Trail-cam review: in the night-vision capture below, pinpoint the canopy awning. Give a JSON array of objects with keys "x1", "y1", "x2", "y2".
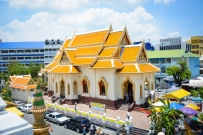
[
  {"x1": 4, "y1": 107, "x2": 24, "y2": 117},
  {"x1": 162, "y1": 89, "x2": 191, "y2": 99}
]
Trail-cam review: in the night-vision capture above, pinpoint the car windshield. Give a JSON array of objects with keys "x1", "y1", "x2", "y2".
[
  {"x1": 28, "y1": 106, "x2": 32, "y2": 108},
  {"x1": 81, "y1": 119, "x2": 89, "y2": 124},
  {"x1": 55, "y1": 114, "x2": 63, "y2": 118},
  {"x1": 16, "y1": 101, "x2": 22, "y2": 104}
]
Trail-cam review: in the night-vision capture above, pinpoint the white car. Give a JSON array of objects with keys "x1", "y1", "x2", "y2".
[
  {"x1": 20, "y1": 104, "x2": 32, "y2": 114},
  {"x1": 13, "y1": 101, "x2": 23, "y2": 109},
  {"x1": 46, "y1": 112, "x2": 69, "y2": 125}
]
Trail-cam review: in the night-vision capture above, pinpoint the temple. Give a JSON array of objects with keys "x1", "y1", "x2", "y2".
[{"x1": 44, "y1": 25, "x2": 160, "y2": 109}]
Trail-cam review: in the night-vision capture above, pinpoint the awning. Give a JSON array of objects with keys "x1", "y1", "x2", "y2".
[
  {"x1": 162, "y1": 89, "x2": 191, "y2": 99},
  {"x1": 4, "y1": 107, "x2": 24, "y2": 117}
]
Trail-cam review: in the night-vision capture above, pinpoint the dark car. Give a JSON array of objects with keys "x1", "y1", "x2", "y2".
[{"x1": 64, "y1": 116, "x2": 91, "y2": 133}]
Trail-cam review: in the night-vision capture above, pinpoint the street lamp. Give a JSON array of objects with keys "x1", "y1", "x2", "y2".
[{"x1": 74, "y1": 102, "x2": 77, "y2": 110}]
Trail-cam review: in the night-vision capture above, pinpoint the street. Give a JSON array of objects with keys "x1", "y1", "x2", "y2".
[{"x1": 22, "y1": 112, "x2": 116, "y2": 135}]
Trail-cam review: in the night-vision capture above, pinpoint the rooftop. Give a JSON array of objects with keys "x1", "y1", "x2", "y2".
[
  {"x1": 147, "y1": 49, "x2": 199, "y2": 58},
  {"x1": 1, "y1": 41, "x2": 44, "y2": 49}
]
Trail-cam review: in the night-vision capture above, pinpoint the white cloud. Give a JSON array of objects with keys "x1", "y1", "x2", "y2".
[
  {"x1": 154, "y1": 0, "x2": 176, "y2": 5},
  {"x1": 9, "y1": 0, "x2": 91, "y2": 10},
  {"x1": 167, "y1": 31, "x2": 180, "y2": 37},
  {"x1": 0, "y1": 6, "x2": 162, "y2": 44}
]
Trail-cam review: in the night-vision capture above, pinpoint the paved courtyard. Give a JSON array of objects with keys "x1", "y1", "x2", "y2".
[{"x1": 43, "y1": 96, "x2": 150, "y2": 130}]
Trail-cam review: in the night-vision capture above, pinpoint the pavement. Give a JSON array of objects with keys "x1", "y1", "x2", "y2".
[
  {"x1": 43, "y1": 95, "x2": 151, "y2": 130},
  {"x1": 22, "y1": 111, "x2": 119, "y2": 135}
]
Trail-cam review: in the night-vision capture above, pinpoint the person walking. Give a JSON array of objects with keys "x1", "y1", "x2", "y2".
[
  {"x1": 83, "y1": 127, "x2": 86, "y2": 135},
  {"x1": 49, "y1": 124, "x2": 53, "y2": 135}
]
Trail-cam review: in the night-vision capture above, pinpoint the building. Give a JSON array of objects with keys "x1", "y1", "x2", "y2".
[
  {"x1": 0, "y1": 39, "x2": 63, "y2": 72},
  {"x1": 9, "y1": 75, "x2": 37, "y2": 101},
  {"x1": 0, "y1": 97, "x2": 33, "y2": 135},
  {"x1": 190, "y1": 36, "x2": 203, "y2": 55},
  {"x1": 134, "y1": 41, "x2": 155, "y2": 50},
  {"x1": 147, "y1": 49, "x2": 200, "y2": 85},
  {"x1": 159, "y1": 37, "x2": 181, "y2": 50},
  {"x1": 44, "y1": 25, "x2": 160, "y2": 109},
  {"x1": 44, "y1": 39, "x2": 63, "y2": 65},
  {"x1": 0, "y1": 41, "x2": 44, "y2": 73}
]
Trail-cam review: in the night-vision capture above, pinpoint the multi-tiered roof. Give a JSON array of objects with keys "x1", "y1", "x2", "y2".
[{"x1": 44, "y1": 25, "x2": 159, "y2": 73}]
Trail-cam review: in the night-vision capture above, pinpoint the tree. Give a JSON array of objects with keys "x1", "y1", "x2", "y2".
[
  {"x1": 166, "y1": 60, "x2": 191, "y2": 87},
  {"x1": 7, "y1": 61, "x2": 29, "y2": 76},
  {"x1": 147, "y1": 99, "x2": 186, "y2": 135},
  {"x1": 0, "y1": 83, "x2": 11, "y2": 102},
  {"x1": 28, "y1": 63, "x2": 42, "y2": 79},
  {"x1": 191, "y1": 87, "x2": 203, "y2": 98}
]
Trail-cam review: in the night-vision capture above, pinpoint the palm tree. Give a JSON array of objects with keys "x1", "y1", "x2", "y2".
[{"x1": 147, "y1": 99, "x2": 187, "y2": 135}]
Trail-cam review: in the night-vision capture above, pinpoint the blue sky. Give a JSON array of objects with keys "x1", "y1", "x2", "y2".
[{"x1": 0, "y1": 0, "x2": 202, "y2": 44}]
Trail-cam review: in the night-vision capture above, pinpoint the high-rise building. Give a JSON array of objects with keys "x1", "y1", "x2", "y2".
[
  {"x1": 0, "y1": 41, "x2": 44, "y2": 73},
  {"x1": 190, "y1": 36, "x2": 203, "y2": 55},
  {"x1": 133, "y1": 41, "x2": 155, "y2": 50},
  {"x1": 44, "y1": 39, "x2": 63, "y2": 65},
  {"x1": 159, "y1": 37, "x2": 181, "y2": 50}
]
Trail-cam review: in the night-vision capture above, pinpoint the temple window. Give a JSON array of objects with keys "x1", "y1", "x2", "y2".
[
  {"x1": 140, "y1": 85, "x2": 142, "y2": 99},
  {"x1": 82, "y1": 80, "x2": 88, "y2": 93},
  {"x1": 56, "y1": 83, "x2": 58, "y2": 93},
  {"x1": 73, "y1": 81, "x2": 77, "y2": 95},
  {"x1": 67, "y1": 84, "x2": 70, "y2": 95},
  {"x1": 99, "y1": 81, "x2": 106, "y2": 96}
]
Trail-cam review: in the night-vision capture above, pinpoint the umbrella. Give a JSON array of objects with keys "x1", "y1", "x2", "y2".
[
  {"x1": 170, "y1": 102, "x2": 184, "y2": 109},
  {"x1": 152, "y1": 102, "x2": 164, "y2": 106},
  {"x1": 185, "y1": 104, "x2": 200, "y2": 111},
  {"x1": 180, "y1": 107, "x2": 198, "y2": 116},
  {"x1": 192, "y1": 97, "x2": 202, "y2": 101}
]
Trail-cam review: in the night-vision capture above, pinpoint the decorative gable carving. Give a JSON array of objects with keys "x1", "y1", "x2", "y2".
[
  {"x1": 28, "y1": 79, "x2": 35, "y2": 85},
  {"x1": 113, "y1": 49, "x2": 120, "y2": 58},
  {"x1": 138, "y1": 47, "x2": 147, "y2": 61},
  {"x1": 121, "y1": 34, "x2": 130, "y2": 45},
  {"x1": 60, "y1": 52, "x2": 69, "y2": 63}
]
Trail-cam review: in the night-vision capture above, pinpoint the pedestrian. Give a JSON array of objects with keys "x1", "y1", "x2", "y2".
[
  {"x1": 83, "y1": 127, "x2": 86, "y2": 135},
  {"x1": 49, "y1": 124, "x2": 53, "y2": 135}
]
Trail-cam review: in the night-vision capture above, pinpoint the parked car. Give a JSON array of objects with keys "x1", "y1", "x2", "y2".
[
  {"x1": 44, "y1": 110, "x2": 53, "y2": 119},
  {"x1": 64, "y1": 116, "x2": 91, "y2": 133},
  {"x1": 13, "y1": 101, "x2": 24, "y2": 109},
  {"x1": 46, "y1": 112, "x2": 69, "y2": 125},
  {"x1": 20, "y1": 104, "x2": 32, "y2": 113}
]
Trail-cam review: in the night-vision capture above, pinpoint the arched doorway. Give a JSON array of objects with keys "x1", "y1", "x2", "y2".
[
  {"x1": 60, "y1": 80, "x2": 65, "y2": 98},
  {"x1": 123, "y1": 81, "x2": 134, "y2": 104}
]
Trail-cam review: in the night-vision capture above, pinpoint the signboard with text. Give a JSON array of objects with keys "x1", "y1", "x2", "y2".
[{"x1": 90, "y1": 102, "x2": 106, "y2": 112}]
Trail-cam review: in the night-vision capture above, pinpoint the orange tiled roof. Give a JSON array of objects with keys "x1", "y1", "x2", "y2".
[
  {"x1": 66, "y1": 50, "x2": 76, "y2": 62},
  {"x1": 114, "y1": 60, "x2": 123, "y2": 68},
  {"x1": 23, "y1": 75, "x2": 31, "y2": 78},
  {"x1": 10, "y1": 76, "x2": 16, "y2": 82},
  {"x1": 104, "y1": 31, "x2": 122, "y2": 46},
  {"x1": 49, "y1": 65, "x2": 81, "y2": 73},
  {"x1": 45, "y1": 61, "x2": 58, "y2": 69},
  {"x1": 74, "y1": 58, "x2": 95, "y2": 65},
  {"x1": 138, "y1": 63, "x2": 160, "y2": 73},
  {"x1": 93, "y1": 60, "x2": 112, "y2": 68},
  {"x1": 99, "y1": 47, "x2": 117, "y2": 57},
  {"x1": 75, "y1": 46, "x2": 102, "y2": 56},
  {"x1": 118, "y1": 65, "x2": 138, "y2": 73},
  {"x1": 92, "y1": 59, "x2": 123, "y2": 69},
  {"x1": 43, "y1": 68, "x2": 49, "y2": 72},
  {"x1": 12, "y1": 78, "x2": 30, "y2": 85},
  {"x1": 62, "y1": 39, "x2": 71, "y2": 49},
  {"x1": 54, "y1": 52, "x2": 62, "y2": 61},
  {"x1": 70, "y1": 30, "x2": 109, "y2": 47},
  {"x1": 120, "y1": 46, "x2": 140, "y2": 62},
  {"x1": 26, "y1": 85, "x2": 37, "y2": 89},
  {"x1": 9, "y1": 84, "x2": 37, "y2": 90}
]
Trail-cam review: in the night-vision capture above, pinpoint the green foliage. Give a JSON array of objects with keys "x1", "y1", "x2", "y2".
[
  {"x1": 7, "y1": 61, "x2": 43, "y2": 80},
  {"x1": 191, "y1": 87, "x2": 203, "y2": 98},
  {"x1": 0, "y1": 84, "x2": 11, "y2": 102},
  {"x1": 147, "y1": 99, "x2": 187, "y2": 135},
  {"x1": 166, "y1": 60, "x2": 191, "y2": 87}
]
